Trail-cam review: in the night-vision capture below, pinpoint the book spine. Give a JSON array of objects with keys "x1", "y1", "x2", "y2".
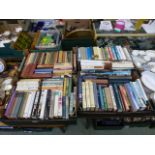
[
  {"x1": 136, "y1": 79, "x2": 148, "y2": 102},
  {"x1": 102, "y1": 87, "x2": 108, "y2": 111},
  {"x1": 132, "y1": 82, "x2": 146, "y2": 110},
  {"x1": 65, "y1": 96, "x2": 69, "y2": 119},
  {"x1": 39, "y1": 90, "x2": 48, "y2": 119},
  {"x1": 27, "y1": 91, "x2": 37, "y2": 118},
  {"x1": 125, "y1": 83, "x2": 139, "y2": 111},
  {"x1": 118, "y1": 46, "x2": 126, "y2": 60},
  {"x1": 11, "y1": 92, "x2": 24, "y2": 118},
  {"x1": 113, "y1": 84, "x2": 123, "y2": 112},
  {"x1": 98, "y1": 85, "x2": 104, "y2": 110},
  {"x1": 85, "y1": 81, "x2": 91, "y2": 110},
  {"x1": 31, "y1": 91, "x2": 40, "y2": 119},
  {"x1": 93, "y1": 82, "x2": 99, "y2": 110},
  {"x1": 82, "y1": 82, "x2": 87, "y2": 111},
  {"x1": 49, "y1": 91, "x2": 55, "y2": 119},
  {"x1": 107, "y1": 47, "x2": 114, "y2": 61},
  {"x1": 89, "y1": 81, "x2": 96, "y2": 110},
  {"x1": 109, "y1": 85, "x2": 117, "y2": 111},
  {"x1": 119, "y1": 85, "x2": 130, "y2": 111},
  {"x1": 113, "y1": 46, "x2": 121, "y2": 60},
  {"x1": 57, "y1": 91, "x2": 63, "y2": 117},
  {"x1": 123, "y1": 47, "x2": 132, "y2": 61}
]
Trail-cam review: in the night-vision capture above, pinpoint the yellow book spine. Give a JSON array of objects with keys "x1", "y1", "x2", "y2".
[
  {"x1": 93, "y1": 47, "x2": 99, "y2": 60},
  {"x1": 88, "y1": 81, "x2": 96, "y2": 110},
  {"x1": 58, "y1": 50, "x2": 63, "y2": 63},
  {"x1": 85, "y1": 81, "x2": 91, "y2": 110},
  {"x1": 63, "y1": 78, "x2": 67, "y2": 96},
  {"x1": 82, "y1": 82, "x2": 87, "y2": 111}
]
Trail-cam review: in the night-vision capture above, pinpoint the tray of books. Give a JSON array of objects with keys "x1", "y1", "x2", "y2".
[
  {"x1": 1, "y1": 76, "x2": 77, "y2": 127},
  {"x1": 74, "y1": 45, "x2": 135, "y2": 78},
  {"x1": 19, "y1": 50, "x2": 77, "y2": 78},
  {"x1": 77, "y1": 74, "x2": 155, "y2": 122}
]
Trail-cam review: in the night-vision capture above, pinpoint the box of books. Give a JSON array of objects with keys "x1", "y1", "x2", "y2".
[
  {"x1": 2, "y1": 76, "x2": 77, "y2": 126},
  {"x1": 74, "y1": 45, "x2": 135, "y2": 78},
  {"x1": 78, "y1": 74, "x2": 154, "y2": 124},
  {"x1": 19, "y1": 49, "x2": 77, "y2": 78}
]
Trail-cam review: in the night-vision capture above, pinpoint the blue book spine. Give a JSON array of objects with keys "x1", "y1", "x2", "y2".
[
  {"x1": 85, "y1": 47, "x2": 88, "y2": 59},
  {"x1": 102, "y1": 87, "x2": 107, "y2": 110},
  {"x1": 78, "y1": 77, "x2": 83, "y2": 104},
  {"x1": 78, "y1": 48, "x2": 82, "y2": 61},
  {"x1": 93, "y1": 83, "x2": 99, "y2": 109},
  {"x1": 113, "y1": 46, "x2": 121, "y2": 60},
  {"x1": 86, "y1": 47, "x2": 91, "y2": 60},
  {"x1": 35, "y1": 69, "x2": 53, "y2": 72},
  {"x1": 98, "y1": 85, "x2": 104, "y2": 110},
  {"x1": 113, "y1": 84, "x2": 123, "y2": 112},
  {"x1": 125, "y1": 83, "x2": 139, "y2": 111},
  {"x1": 130, "y1": 82, "x2": 141, "y2": 107},
  {"x1": 90, "y1": 47, "x2": 93, "y2": 60},
  {"x1": 97, "y1": 85, "x2": 102, "y2": 110},
  {"x1": 111, "y1": 46, "x2": 117, "y2": 60}
]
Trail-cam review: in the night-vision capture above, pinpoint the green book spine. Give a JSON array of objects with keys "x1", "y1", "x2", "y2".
[
  {"x1": 104, "y1": 47, "x2": 109, "y2": 60},
  {"x1": 102, "y1": 87, "x2": 108, "y2": 111},
  {"x1": 98, "y1": 85, "x2": 104, "y2": 110}
]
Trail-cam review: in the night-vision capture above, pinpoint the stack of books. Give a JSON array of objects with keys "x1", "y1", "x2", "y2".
[
  {"x1": 4, "y1": 77, "x2": 77, "y2": 120},
  {"x1": 78, "y1": 75, "x2": 150, "y2": 112},
  {"x1": 75, "y1": 46, "x2": 134, "y2": 73},
  {"x1": 21, "y1": 50, "x2": 76, "y2": 78}
]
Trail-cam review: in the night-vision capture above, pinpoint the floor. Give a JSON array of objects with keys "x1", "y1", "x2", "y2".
[{"x1": 0, "y1": 118, "x2": 155, "y2": 135}]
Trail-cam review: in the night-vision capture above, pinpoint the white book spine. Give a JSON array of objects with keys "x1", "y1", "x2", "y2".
[
  {"x1": 54, "y1": 91, "x2": 59, "y2": 118},
  {"x1": 88, "y1": 81, "x2": 96, "y2": 109},
  {"x1": 123, "y1": 47, "x2": 132, "y2": 61},
  {"x1": 97, "y1": 47, "x2": 102, "y2": 60},
  {"x1": 132, "y1": 82, "x2": 146, "y2": 109},
  {"x1": 118, "y1": 46, "x2": 126, "y2": 60},
  {"x1": 39, "y1": 90, "x2": 48, "y2": 119},
  {"x1": 136, "y1": 79, "x2": 148, "y2": 102},
  {"x1": 116, "y1": 46, "x2": 123, "y2": 60},
  {"x1": 57, "y1": 91, "x2": 63, "y2": 117},
  {"x1": 23, "y1": 92, "x2": 32, "y2": 118},
  {"x1": 85, "y1": 81, "x2": 91, "y2": 110},
  {"x1": 27, "y1": 91, "x2": 37, "y2": 118},
  {"x1": 109, "y1": 85, "x2": 117, "y2": 111}
]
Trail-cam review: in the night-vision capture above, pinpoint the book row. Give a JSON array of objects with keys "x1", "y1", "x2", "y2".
[
  {"x1": 77, "y1": 46, "x2": 132, "y2": 61},
  {"x1": 5, "y1": 77, "x2": 77, "y2": 120},
  {"x1": 78, "y1": 75, "x2": 151, "y2": 112},
  {"x1": 1, "y1": 75, "x2": 154, "y2": 122}
]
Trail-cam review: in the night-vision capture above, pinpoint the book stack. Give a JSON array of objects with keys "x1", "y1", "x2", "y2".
[
  {"x1": 4, "y1": 77, "x2": 77, "y2": 120},
  {"x1": 21, "y1": 50, "x2": 76, "y2": 78},
  {"x1": 78, "y1": 75, "x2": 150, "y2": 112},
  {"x1": 76, "y1": 46, "x2": 134, "y2": 73}
]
